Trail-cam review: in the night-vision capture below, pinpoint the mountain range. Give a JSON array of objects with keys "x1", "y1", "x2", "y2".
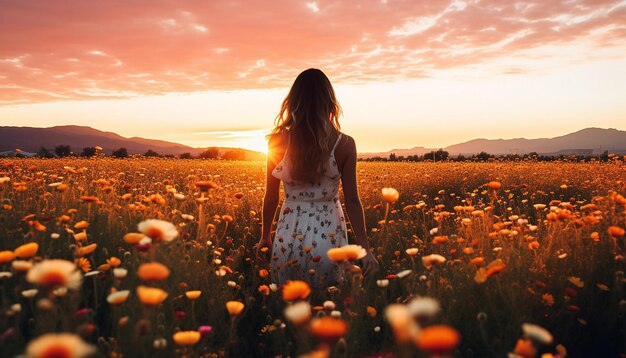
[
  {"x1": 0, "y1": 125, "x2": 624, "y2": 158},
  {"x1": 358, "y1": 127, "x2": 626, "y2": 158}
]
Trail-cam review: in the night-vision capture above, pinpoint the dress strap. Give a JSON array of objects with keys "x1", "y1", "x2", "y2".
[{"x1": 331, "y1": 133, "x2": 343, "y2": 152}]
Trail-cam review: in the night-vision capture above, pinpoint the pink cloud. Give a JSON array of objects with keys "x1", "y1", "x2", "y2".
[{"x1": 0, "y1": 0, "x2": 624, "y2": 104}]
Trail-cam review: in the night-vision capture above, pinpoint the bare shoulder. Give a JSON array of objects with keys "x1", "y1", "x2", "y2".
[
  {"x1": 267, "y1": 131, "x2": 287, "y2": 164},
  {"x1": 338, "y1": 133, "x2": 356, "y2": 153},
  {"x1": 335, "y1": 133, "x2": 356, "y2": 169}
]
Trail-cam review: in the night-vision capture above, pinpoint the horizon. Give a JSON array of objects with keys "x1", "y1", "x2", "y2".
[{"x1": 1, "y1": 0, "x2": 626, "y2": 152}]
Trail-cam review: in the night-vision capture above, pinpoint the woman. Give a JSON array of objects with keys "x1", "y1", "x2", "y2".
[{"x1": 257, "y1": 68, "x2": 378, "y2": 288}]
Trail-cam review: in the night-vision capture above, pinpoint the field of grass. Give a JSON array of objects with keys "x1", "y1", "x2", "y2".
[{"x1": 0, "y1": 158, "x2": 624, "y2": 357}]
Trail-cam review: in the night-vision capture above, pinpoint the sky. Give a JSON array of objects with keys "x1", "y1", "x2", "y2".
[{"x1": 0, "y1": 0, "x2": 625, "y2": 153}]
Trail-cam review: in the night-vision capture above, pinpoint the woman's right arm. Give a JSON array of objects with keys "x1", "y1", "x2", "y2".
[
  {"x1": 340, "y1": 136, "x2": 379, "y2": 276},
  {"x1": 258, "y1": 134, "x2": 283, "y2": 255}
]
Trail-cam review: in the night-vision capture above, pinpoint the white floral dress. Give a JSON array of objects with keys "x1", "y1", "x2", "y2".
[{"x1": 271, "y1": 133, "x2": 348, "y2": 288}]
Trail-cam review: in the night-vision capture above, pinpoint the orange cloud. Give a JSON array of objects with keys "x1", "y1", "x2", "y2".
[{"x1": 0, "y1": 0, "x2": 624, "y2": 104}]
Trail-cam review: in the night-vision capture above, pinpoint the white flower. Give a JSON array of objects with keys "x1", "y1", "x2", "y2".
[
  {"x1": 376, "y1": 279, "x2": 389, "y2": 287},
  {"x1": 323, "y1": 300, "x2": 336, "y2": 310},
  {"x1": 50, "y1": 233, "x2": 60, "y2": 239},
  {"x1": 21, "y1": 289, "x2": 38, "y2": 298},
  {"x1": 174, "y1": 193, "x2": 185, "y2": 201},
  {"x1": 397, "y1": 269, "x2": 412, "y2": 279},
  {"x1": 408, "y1": 296, "x2": 440, "y2": 318},
  {"x1": 107, "y1": 290, "x2": 130, "y2": 305},
  {"x1": 26, "y1": 259, "x2": 82, "y2": 290},
  {"x1": 137, "y1": 219, "x2": 178, "y2": 243},
  {"x1": 27, "y1": 333, "x2": 95, "y2": 358},
  {"x1": 284, "y1": 301, "x2": 311, "y2": 325},
  {"x1": 113, "y1": 268, "x2": 128, "y2": 279},
  {"x1": 522, "y1": 323, "x2": 553, "y2": 345}
]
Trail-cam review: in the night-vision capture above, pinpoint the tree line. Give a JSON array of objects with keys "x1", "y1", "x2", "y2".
[
  {"x1": 34, "y1": 145, "x2": 263, "y2": 160},
  {"x1": 360, "y1": 149, "x2": 619, "y2": 162}
]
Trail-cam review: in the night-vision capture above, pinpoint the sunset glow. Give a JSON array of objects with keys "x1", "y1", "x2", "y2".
[{"x1": 1, "y1": 0, "x2": 625, "y2": 151}]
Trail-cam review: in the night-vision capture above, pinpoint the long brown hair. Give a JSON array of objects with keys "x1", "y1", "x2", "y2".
[{"x1": 268, "y1": 68, "x2": 342, "y2": 182}]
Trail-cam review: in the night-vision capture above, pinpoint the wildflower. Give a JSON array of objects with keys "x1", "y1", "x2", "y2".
[
  {"x1": 26, "y1": 333, "x2": 95, "y2": 358},
  {"x1": 408, "y1": 296, "x2": 441, "y2": 318},
  {"x1": 385, "y1": 304, "x2": 417, "y2": 343},
  {"x1": 173, "y1": 331, "x2": 201, "y2": 346},
  {"x1": 226, "y1": 301, "x2": 245, "y2": 316},
  {"x1": 406, "y1": 248, "x2": 419, "y2": 256},
  {"x1": 327, "y1": 244, "x2": 366, "y2": 262},
  {"x1": 414, "y1": 325, "x2": 460, "y2": 355},
  {"x1": 75, "y1": 258, "x2": 91, "y2": 273},
  {"x1": 541, "y1": 293, "x2": 555, "y2": 306},
  {"x1": 422, "y1": 254, "x2": 446, "y2": 269},
  {"x1": 185, "y1": 290, "x2": 201, "y2": 300},
  {"x1": 107, "y1": 290, "x2": 130, "y2": 305},
  {"x1": 310, "y1": 317, "x2": 348, "y2": 343},
  {"x1": 568, "y1": 276, "x2": 584, "y2": 288},
  {"x1": 258, "y1": 285, "x2": 270, "y2": 295},
  {"x1": 74, "y1": 221, "x2": 89, "y2": 230},
  {"x1": 136, "y1": 286, "x2": 168, "y2": 306},
  {"x1": 0, "y1": 250, "x2": 16, "y2": 264},
  {"x1": 14, "y1": 242, "x2": 39, "y2": 259},
  {"x1": 195, "y1": 181, "x2": 218, "y2": 192},
  {"x1": 513, "y1": 338, "x2": 537, "y2": 358},
  {"x1": 608, "y1": 226, "x2": 625, "y2": 237},
  {"x1": 522, "y1": 323, "x2": 553, "y2": 345},
  {"x1": 75, "y1": 243, "x2": 97, "y2": 256},
  {"x1": 21, "y1": 289, "x2": 39, "y2": 298},
  {"x1": 284, "y1": 301, "x2": 312, "y2": 325},
  {"x1": 27, "y1": 259, "x2": 82, "y2": 290},
  {"x1": 487, "y1": 181, "x2": 501, "y2": 190},
  {"x1": 123, "y1": 233, "x2": 145, "y2": 245},
  {"x1": 137, "y1": 219, "x2": 178, "y2": 243},
  {"x1": 282, "y1": 280, "x2": 311, "y2": 301},
  {"x1": 137, "y1": 262, "x2": 170, "y2": 281},
  {"x1": 381, "y1": 187, "x2": 400, "y2": 204}
]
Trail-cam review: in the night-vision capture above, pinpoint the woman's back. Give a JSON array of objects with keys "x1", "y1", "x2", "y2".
[{"x1": 269, "y1": 132, "x2": 349, "y2": 287}]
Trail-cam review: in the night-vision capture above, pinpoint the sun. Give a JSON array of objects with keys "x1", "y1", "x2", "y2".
[{"x1": 234, "y1": 135, "x2": 268, "y2": 154}]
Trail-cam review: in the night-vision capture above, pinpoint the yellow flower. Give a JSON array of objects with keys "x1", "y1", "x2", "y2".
[
  {"x1": 185, "y1": 290, "x2": 202, "y2": 300},
  {"x1": 381, "y1": 187, "x2": 400, "y2": 204},
  {"x1": 173, "y1": 331, "x2": 201, "y2": 346},
  {"x1": 137, "y1": 262, "x2": 170, "y2": 281},
  {"x1": 226, "y1": 300, "x2": 245, "y2": 316},
  {"x1": 136, "y1": 286, "x2": 168, "y2": 306}
]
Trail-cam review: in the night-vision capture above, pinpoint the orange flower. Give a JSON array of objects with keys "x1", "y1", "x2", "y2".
[
  {"x1": 486, "y1": 259, "x2": 506, "y2": 278},
  {"x1": 310, "y1": 317, "x2": 348, "y2": 343},
  {"x1": 137, "y1": 262, "x2": 170, "y2": 281},
  {"x1": 0, "y1": 250, "x2": 16, "y2": 264},
  {"x1": 136, "y1": 286, "x2": 168, "y2": 306},
  {"x1": 381, "y1": 187, "x2": 400, "y2": 204},
  {"x1": 26, "y1": 259, "x2": 82, "y2": 289},
  {"x1": 195, "y1": 181, "x2": 217, "y2": 191},
  {"x1": 75, "y1": 258, "x2": 91, "y2": 273},
  {"x1": 173, "y1": 331, "x2": 201, "y2": 346},
  {"x1": 282, "y1": 280, "x2": 311, "y2": 301},
  {"x1": 123, "y1": 233, "x2": 145, "y2": 245},
  {"x1": 185, "y1": 290, "x2": 202, "y2": 300},
  {"x1": 470, "y1": 257, "x2": 485, "y2": 266},
  {"x1": 414, "y1": 325, "x2": 460, "y2": 355},
  {"x1": 222, "y1": 214, "x2": 233, "y2": 222},
  {"x1": 105, "y1": 257, "x2": 120, "y2": 268},
  {"x1": 258, "y1": 285, "x2": 270, "y2": 295},
  {"x1": 226, "y1": 300, "x2": 245, "y2": 316},
  {"x1": 74, "y1": 221, "x2": 89, "y2": 230},
  {"x1": 327, "y1": 245, "x2": 366, "y2": 262},
  {"x1": 259, "y1": 269, "x2": 269, "y2": 278},
  {"x1": 513, "y1": 338, "x2": 537, "y2": 358},
  {"x1": 15, "y1": 242, "x2": 39, "y2": 259},
  {"x1": 487, "y1": 181, "x2": 502, "y2": 190},
  {"x1": 76, "y1": 243, "x2": 97, "y2": 257},
  {"x1": 608, "y1": 226, "x2": 625, "y2": 237}
]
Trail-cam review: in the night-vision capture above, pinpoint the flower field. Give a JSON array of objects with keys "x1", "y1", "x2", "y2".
[{"x1": 0, "y1": 158, "x2": 624, "y2": 357}]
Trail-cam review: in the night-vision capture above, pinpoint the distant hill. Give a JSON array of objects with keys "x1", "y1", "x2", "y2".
[
  {"x1": 0, "y1": 125, "x2": 264, "y2": 159},
  {"x1": 359, "y1": 127, "x2": 626, "y2": 158}
]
